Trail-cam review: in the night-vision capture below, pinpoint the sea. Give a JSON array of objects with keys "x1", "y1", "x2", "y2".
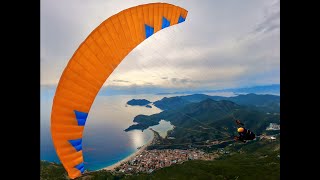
[
  {"x1": 40, "y1": 87, "x2": 236, "y2": 171},
  {"x1": 41, "y1": 90, "x2": 178, "y2": 171}
]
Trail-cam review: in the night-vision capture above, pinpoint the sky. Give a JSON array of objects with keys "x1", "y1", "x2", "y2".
[{"x1": 41, "y1": 0, "x2": 280, "y2": 94}]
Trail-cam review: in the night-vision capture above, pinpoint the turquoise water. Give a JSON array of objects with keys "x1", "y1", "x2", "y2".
[{"x1": 150, "y1": 120, "x2": 174, "y2": 138}]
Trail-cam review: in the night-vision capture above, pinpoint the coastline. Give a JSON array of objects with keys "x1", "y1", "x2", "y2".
[{"x1": 101, "y1": 132, "x2": 154, "y2": 171}]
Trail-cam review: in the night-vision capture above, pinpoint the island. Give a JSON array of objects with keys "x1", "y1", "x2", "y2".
[{"x1": 127, "y1": 99, "x2": 151, "y2": 106}]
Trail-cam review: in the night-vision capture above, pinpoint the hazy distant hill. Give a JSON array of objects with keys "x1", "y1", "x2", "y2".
[
  {"x1": 156, "y1": 84, "x2": 280, "y2": 95},
  {"x1": 153, "y1": 93, "x2": 280, "y2": 113},
  {"x1": 231, "y1": 84, "x2": 280, "y2": 94},
  {"x1": 153, "y1": 96, "x2": 190, "y2": 110}
]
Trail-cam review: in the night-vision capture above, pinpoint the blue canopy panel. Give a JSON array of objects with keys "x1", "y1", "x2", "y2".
[
  {"x1": 178, "y1": 15, "x2": 185, "y2": 23},
  {"x1": 74, "y1": 110, "x2": 88, "y2": 126},
  {"x1": 69, "y1": 138, "x2": 82, "y2": 151},
  {"x1": 75, "y1": 162, "x2": 85, "y2": 173},
  {"x1": 80, "y1": 167, "x2": 85, "y2": 173},
  {"x1": 162, "y1": 17, "x2": 170, "y2": 29},
  {"x1": 145, "y1": 24, "x2": 154, "y2": 38}
]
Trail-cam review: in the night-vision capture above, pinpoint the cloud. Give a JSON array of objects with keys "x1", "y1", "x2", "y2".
[
  {"x1": 253, "y1": 5, "x2": 280, "y2": 34},
  {"x1": 41, "y1": 0, "x2": 279, "y2": 91},
  {"x1": 113, "y1": 80, "x2": 130, "y2": 83},
  {"x1": 169, "y1": 77, "x2": 198, "y2": 87}
]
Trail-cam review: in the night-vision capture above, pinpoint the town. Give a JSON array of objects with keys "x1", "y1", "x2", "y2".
[{"x1": 115, "y1": 149, "x2": 216, "y2": 174}]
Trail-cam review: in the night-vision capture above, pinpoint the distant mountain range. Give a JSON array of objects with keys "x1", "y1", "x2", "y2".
[
  {"x1": 125, "y1": 93, "x2": 280, "y2": 145},
  {"x1": 155, "y1": 84, "x2": 280, "y2": 95},
  {"x1": 126, "y1": 93, "x2": 280, "y2": 112},
  {"x1": 153, "y1": 93, "x2": 280, "y2": 112},
  {"x1": 94, "y1": 84, "x2": 280, "y2": 96},
  {"x1": 41, "y1": 84, "x2": 279, "y2": 97}
]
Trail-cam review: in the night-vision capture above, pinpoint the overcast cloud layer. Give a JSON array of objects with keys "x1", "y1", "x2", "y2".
[{"x1": 41, "y1": 0, "x2": 279, "y2": 92}]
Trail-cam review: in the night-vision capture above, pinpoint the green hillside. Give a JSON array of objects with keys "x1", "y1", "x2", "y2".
[
  {"x1": 40, "y1": 160, "x2": 69, "y2": 180},
  {"x1": 126, "y1": 98, "x2": 279, "y2": 148},
  {"x1": 41, "y1": 137, "x2": 280, "y2": 180},
  {"x1": 127, "y1": 139, "x2": 280, "y2": 180}
]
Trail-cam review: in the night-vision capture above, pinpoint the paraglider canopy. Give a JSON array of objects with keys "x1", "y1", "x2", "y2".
[{"x1": 50, "y1": 3, "x2": 188, "y2": 179}]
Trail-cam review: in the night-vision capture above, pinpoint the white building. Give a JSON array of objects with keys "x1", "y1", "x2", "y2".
[
  {"x1": 266, "y1": 123, "x2": 280, "y2": 130},
  {"x1": 270, "y1": 136, "x2": 276, "y2": 140}
]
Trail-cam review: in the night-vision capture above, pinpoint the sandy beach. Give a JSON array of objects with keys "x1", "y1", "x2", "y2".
[{"x1": 101, "y1": 133, "x2": 154, "y2": 171}]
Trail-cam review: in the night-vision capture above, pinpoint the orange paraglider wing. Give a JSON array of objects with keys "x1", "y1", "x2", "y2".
[{"x1": 50, "y1": 3, "x2": 188, "y2": 179}]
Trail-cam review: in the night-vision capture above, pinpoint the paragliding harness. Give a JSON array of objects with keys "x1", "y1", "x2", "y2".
[{"x1": 234, "y1": 120, "x2": 255, "y2": 143}]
